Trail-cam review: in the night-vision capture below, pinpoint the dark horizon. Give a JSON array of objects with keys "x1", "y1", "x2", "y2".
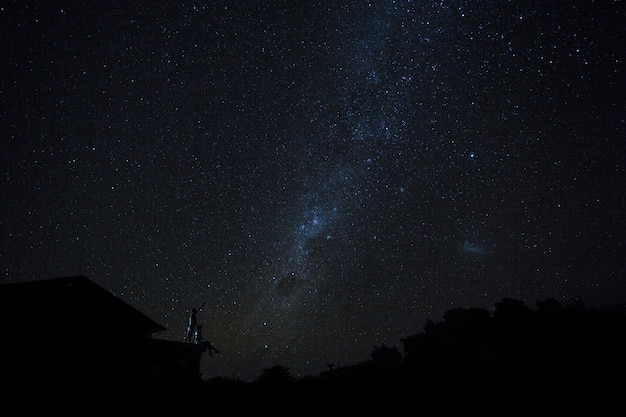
[{"x1": 3, "y1": 279, "x2": 625, "y2": 415}]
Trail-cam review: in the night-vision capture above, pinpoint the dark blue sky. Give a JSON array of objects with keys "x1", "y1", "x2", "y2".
[{"x1": 2, "y1": 0, "x2": 625, "y2": 380}]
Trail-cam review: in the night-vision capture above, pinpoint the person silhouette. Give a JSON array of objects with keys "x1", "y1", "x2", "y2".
[
  {"x1": 194, "y1": 325, "x2": 221, "y2": 356},
  {"x1": 184, "y1": 306, "x2": 200, "y2": 343}
]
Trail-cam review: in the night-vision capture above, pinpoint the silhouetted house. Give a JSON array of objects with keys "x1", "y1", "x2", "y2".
[{"x1": 0, "y1": 275, "x2": 203, "y2": 397}]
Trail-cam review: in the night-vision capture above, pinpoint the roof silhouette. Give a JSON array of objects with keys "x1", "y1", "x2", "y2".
[{"x1": 0, "y1": 275, "x2": 165, "y2": 336}]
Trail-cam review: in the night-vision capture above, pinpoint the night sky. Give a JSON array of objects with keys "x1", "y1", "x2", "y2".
[{"x1": 2, "y1": 1, "x2": 625, "y2": 380}]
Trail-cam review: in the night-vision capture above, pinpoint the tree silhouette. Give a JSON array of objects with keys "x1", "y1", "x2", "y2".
[
  {"x1": 255, "y1": 365, "x2": 293, "y2": 385},
  {"x1": 370, "y1": 343, "x2": 402, "y2": 369}
]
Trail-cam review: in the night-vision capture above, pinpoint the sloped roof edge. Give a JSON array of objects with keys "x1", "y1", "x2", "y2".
[{"x1": 0, "y1": 275, "x2": 166, "y2": 334}]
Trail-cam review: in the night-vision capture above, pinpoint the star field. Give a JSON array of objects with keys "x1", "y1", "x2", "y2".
[{"x1": 2, "y1": 1, "x2": 625, "y2": 380}]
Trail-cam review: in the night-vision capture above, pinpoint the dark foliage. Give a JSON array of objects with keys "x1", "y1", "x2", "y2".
[
  {"x1": 193, "y1": 298, "x2": 626, "y2": 415},
  {"x1": 6, "y1": 297, "x2": 626, "y2": 415}
]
